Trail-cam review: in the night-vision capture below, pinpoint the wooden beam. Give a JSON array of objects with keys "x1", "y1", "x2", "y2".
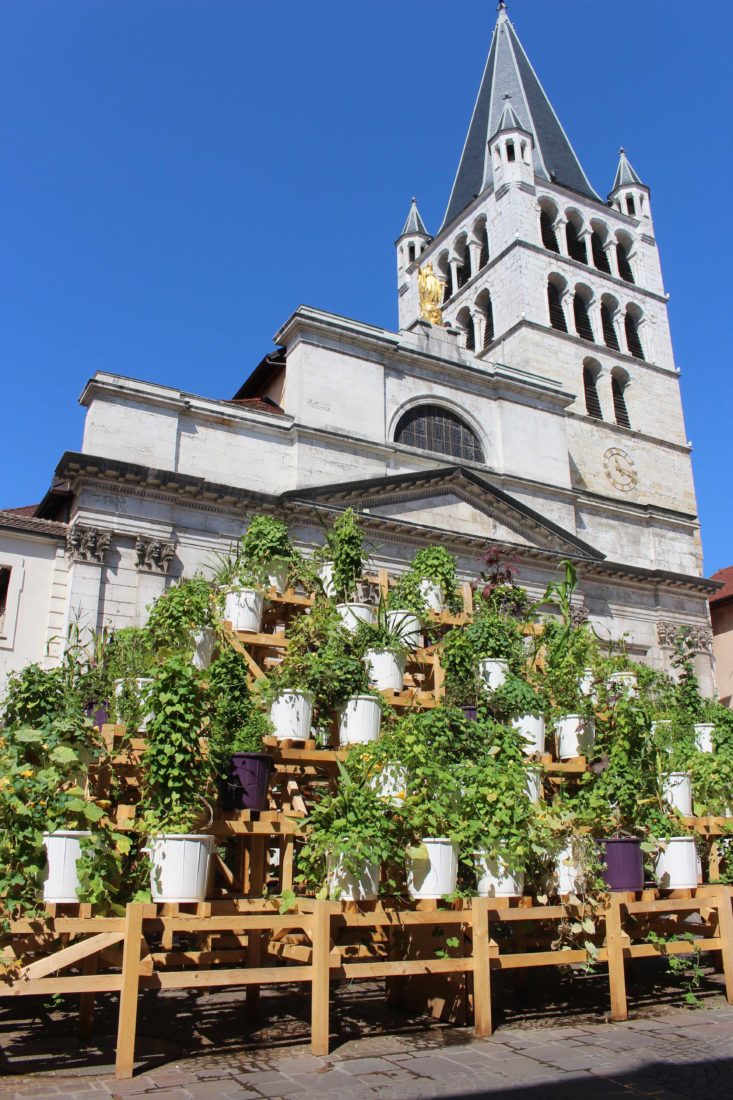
[
  {"x1": 605, "y1": 895, "x2": 628, "y2": 1022},
  {"x1": 310, "y1": 902, "x2": 331, "y2": 1056},
  {"x1": 472, "y1": 898, "x2": 492, "y2": 1037},
  {"x1": 115, "y1": 904, "x2": 144, "y2": 1080},
  {"x1": 19, "y1": 931, "x2": 124, "y2": 981}
]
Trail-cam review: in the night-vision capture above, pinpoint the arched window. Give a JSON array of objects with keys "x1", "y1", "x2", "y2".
[
  {"x1": 456, "y1": 239, "x2": 471, "y2": 288},
  {"x1": 456, "y1": 307, "x2": 475, "y2": 351},
  {"x1": 573, "y1": 292, "x2": 594, "y2": 342},
  {"x1": 617, "y1": 241, "x2": 635, "y2": 284},
  {"x1": 395, "y1": 405, "x2": 484, "y2": 463},
  {"x1": 540, "y1": 209, "x2": 560, "y2": 253},
  {"x1": 625, "y1": 310, "x2": 645, "y2": 360},
  {"x1": 408, "y1": 243, "x2": 416, "y2": 263},
  {"x1": 548, "y1": 281, "x2": 567, "y2": 332},
  {"x1": 591, "y1": 231, "x2": 611, "y2": 273},
  {"x1": 475, "y1": 290, "x2": 494, "y2": 349},
  {"x1": 600, "y1": 301, "x2": 620, "y2": 350},
  {"x1": 436, "y1": 252, "x2": 451, "y2": 303},
  {"x1": 583, "y1": 363, "x2": 603, "y2": 420},
  {"x1": 566, "y1": 219, "x2": 588, "y2": 264},
  {"x1": 479, "y1": 228, "x2": 490, "y2": 269},
  {"x1": 612, "y1": 371, "x2": 631, "y2": 428},
  {"x1": 626, "y1": 195, "x2": 636, "y2": 217}
]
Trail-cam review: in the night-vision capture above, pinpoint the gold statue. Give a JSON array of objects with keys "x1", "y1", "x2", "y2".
[{"x1": 418, "y1": 263, "x2": 444, "y2": 326}]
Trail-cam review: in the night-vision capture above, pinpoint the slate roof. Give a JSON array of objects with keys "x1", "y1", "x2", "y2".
[
  {"x1": 399, "y1": 198, "x2": 429, "y2": 238},
  {"x1": 612, "y1": 148, "x2": 644, "y2": 191},
  {"x1": 0, "y1": 509, "x2": 68, "y2": 538},
  {"x1": 442, "y1": 7, "x2": 599, "y2": 230},
  {"x1": 494, "y1": 96, "x2": 525, "y2": 136}
]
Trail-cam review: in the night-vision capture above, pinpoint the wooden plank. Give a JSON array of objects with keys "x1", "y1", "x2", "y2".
[
  {"x1": 6, "y1": 918, "x2": 126, "y2": 934},
  {"x1": 115, "y1": 904, "x2": 144, "y2": 1081},
  {"x1": 281, "y1": 838, "x2": 294, "y2": 894},
  {"x1": 310, "y1": 901, "x2": 331, "y2": 1057},
  {"x1": 141, "y1": 966, "x2": 313, "y2": 990},
  {"x1": 472, "y1": 898, "x2": 492, "y2": 1037},
  {"x1": 625, "y1": 896, "x2": 717, "y2": 915},
  {"x1": 19, "y1": 931, "x2": 124, "y2": 982},
  {"x1": 605, "y1": 894, "x2": 628, "y2": 1022},
  {"x1": 337, "y1": 957, "x2": 477, "y2": 979},
  {"x1": 715, "y1": 885, "x2": 733, "y2": 1004},
  {"x1": 2, "y1": 974, "x2": 124, "y2": 996}
]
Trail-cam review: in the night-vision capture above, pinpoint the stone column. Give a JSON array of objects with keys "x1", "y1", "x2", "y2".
[
  {"x1": 63, "y1": 525, "x2": 111, "y2": 640},
  {"x1": 134, "y1": 536, "x2": 176, "y2": 625}
]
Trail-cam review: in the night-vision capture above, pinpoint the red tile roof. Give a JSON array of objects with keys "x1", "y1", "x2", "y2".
[
  {"x1": 0, "y1": 510, "x2": 68, "y2": 538},
  {"x1": 710, "y1": 565, "x2": 733, "y2": 605},
  {"x1": 227, "y1": 396, "x2": 285, "y2": 416}
]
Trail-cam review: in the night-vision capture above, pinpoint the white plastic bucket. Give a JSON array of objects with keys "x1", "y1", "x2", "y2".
[
  {"x1": 555, "y1": 841, "x2": 584, "y2": 895},
  {"x1": 269, "y1": 691, "x2": 313, "y2": 741},
  {"x1": 364, "y1": 649, "x2": 405, "y2": 692},
  {"x1": 555, "y1": 715, "x2": 595, "y2": 759},
  {"x1": 512, "y1": 713, "x2": 545, "y2": 755},
  {"x1": 419, "y1": 579, "x2": 444, "y2": 614},
  {"x1": 386, "y1": 610, "x2": 422, "y2": 650},
  {"x1": 319, "y1": 562, "x2": 336, "y2": 598},
  {"x1": 694, "y1": 723, "x2": 715, "y2": 753},
  {"x1": 43, "y1": 830, "x2": 91, "y2": 904},
  {"x1": 475, "y1": 852, "x2": 524, "y2": 898},
  {"x1": 478, "y1": 658, "x2": 509, "y2": 692},
  {"x1": 654, "y1": 837, "x2": 698, "y2": 890},
  {"x1": 267, "y1": 560, "x2": 290, "y2": 595},
  {"x1": 369, "y1": 764, "x2": 408, "y2": 806},
  {"x1": 662, "y1": 772, "x2": 693, "y2": 816},
  {"x1": 191, "y1": 627, "x2": 215, "y2": 671},
  {"x1": 525, "y1": 766, "x2": 543, "y2": 803},
  {"x1": 147, "y1": 834, "x2": 214, "y2": 903},
  {"x1": 608, "y1": 671, "x2": 638, "y2": 698},
  {"x1": 113, "y1": 677, "x2": 154, "y2": 732},
  {"x1": 579, "y1": 668, "x2": 595, "y2": 697},
  {"x1": 339, "y1": 695, "x2": 382, "y2": 745},
  {"x1": 336, "y1": 602, "x2": 376, "y2": 634},
  {"x1": 406, "y1": 838, "x2": 458, "y2": 900},
  {"x1": 224, "y1": 587, "x2": 264, "y2": 633},
  {"x1": 327, "y1": 855, "x2": 380, "y2": 901}
]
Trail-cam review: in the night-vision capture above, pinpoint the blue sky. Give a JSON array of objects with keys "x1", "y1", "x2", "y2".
[{"x1": 2, "y1": 1, "x2": 731, "y2": 574}]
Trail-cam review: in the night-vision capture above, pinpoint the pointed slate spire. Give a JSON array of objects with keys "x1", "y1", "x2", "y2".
[
  {"x1": 399, "y1": 197, "x2": 429, "y2": 238},
  {"x1": 612, "y1": 147, "x2": 644, "y2": 191},
  {"x1": 442, "y1": 7, "x2": 599, "y2": 230},
  {"x1": 493, "y1": 94, "x2": 528, "y2": 137}
]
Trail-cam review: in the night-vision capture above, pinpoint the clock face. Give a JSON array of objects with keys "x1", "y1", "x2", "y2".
[{"x1": 603, "y1": 447, "x2": 638, "y2": 491}]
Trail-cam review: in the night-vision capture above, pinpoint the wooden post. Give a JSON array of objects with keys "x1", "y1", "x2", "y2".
[
  {"x1": 715, "y1": 886, "x2": 733, "y2": 1004},
  {"x1": 115, "y1": 903, "x2": 144, "y2": 1080},
  {"x1": 79, "y1": 952, "x2": 98, "y2": 1039},
  {"x1": 605, "y1": 894, "x2": 628, "y2": 1021},
  {"x1": 471, "y1": 898, "x2": 492, "y2": 1037},
  {"x1": 310, "y1": 901, "x2": 331, "y2": 1056}
]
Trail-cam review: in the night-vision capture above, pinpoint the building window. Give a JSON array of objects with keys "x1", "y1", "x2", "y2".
[
  {"x1": 456, "y1": 246, "x2": 471, "y2": 288},
  {"x1": 591, "y1": 232, "x2": 611, "y2": 273},
  {"x1": 506, "y1": 141, "x2": 516, "y2": 162},
  {"x1": 0, "y1": 567, "x2": 10, "y2": 633},
  {"x1": 617, "y1": 242, "x2": 635, "y2": 284},
  {"x1": 540, "y1": 210, "x2": 560, "y2": 253},
  {"x1": 583, "y1": 366, "x2": 603, "y2": 420},
  {"x1": 408, "y1": 243, "x2": 416, "y2": 263},
  {"x1": 566, "y1": 220, "x2": 588, "y2": 264},
  {"x1": 481, "y1": 295, "x2": 495, "y2": 348},
  {"x1": 479, "y1": 229, "x2": 489, "y2": 269},
  {"x1": 547, "y1": 282, "x2": 567, "y2": 332},
  {"x1": 601, "y1": 302, "x2": 620, "y2": 350},
  {"x1": 625, "y1": 311, "x2": 645, "y2": 360},
  {"x1": 573, "y1": 293, "x2": 594, "y2": 342},
  {"x1": 395, "y1": 405, "x2": 484, "y2": 463},
  {"x1": 626, "y1": 195, "x2": 636, "y2": 216},
  {"x1": 612, "y1": 373, "x2": 631, "y2": 428}
]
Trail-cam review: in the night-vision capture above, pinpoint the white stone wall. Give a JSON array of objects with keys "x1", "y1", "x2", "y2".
[{"x1": 0, "y1": 533, "x2": 66, "y2": 698}]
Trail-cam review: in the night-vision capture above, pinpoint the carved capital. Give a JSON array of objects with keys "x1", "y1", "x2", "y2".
[
  {"x1": 135, "y1": 536, "x2": 176, "y2": 575},
  {"x1": 657, "y1": 620, "x2": 713, "y2": 654},
  {"x1": 66, "y1": 524, "x2": 110, "y2": 565}
]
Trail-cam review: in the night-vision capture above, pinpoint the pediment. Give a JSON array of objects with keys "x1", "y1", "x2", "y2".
[{"x1": 285, "y1": 466, "x2": 603, "y2": 561}]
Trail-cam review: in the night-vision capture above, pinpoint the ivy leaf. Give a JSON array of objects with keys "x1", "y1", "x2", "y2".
[
  {"x1": 279, "y1": 890, "x2": 297, "y2": 915},
  {"x1": 49, "y1": 745, "x2": 80, "y2": 765}
]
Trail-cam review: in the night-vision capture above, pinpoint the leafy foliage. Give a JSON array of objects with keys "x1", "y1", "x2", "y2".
[{"x1": 145, "y1": 577, "x2": 214, "y2": 651}]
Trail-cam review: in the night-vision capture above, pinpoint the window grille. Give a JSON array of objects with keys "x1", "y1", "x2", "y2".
[
  {"x1": 442, "y1": 275, "x2": 451, "y2": 303},
  {"x1": 547, "y1": 283, "x2": 567, "y2": 332},
  {"x1": 617, "y1": 243, "x2": 635, "y2": 284},
  {"x1": 395, "y1": 405, "x2": 484, "y2": 463},
  {"x1": 573, "y1": 294, "x2": 594, "y2": 342},
  {"x1": 566, "y1": 221, "x2": 588, "y2": 264},
  {"x1": 591, "y1": 233, "x2": 611, "y2": 273},
  {"x1": 583, "y1": 368, "x2": 603, "y2": 420},
  {"x1": 625, "y1": 313, "x2": 645, "y2": 360},
  {"x1": 464, "y1": 316, "x2": 476, "y2": 351},
  {"x1": 612, "y1": 376, "x2": 631, "y2": 428},
  {"x1": 601, "y1": 303, "x2": 620, "y2": 350},
  {"x1": 540, "y1": 211, "x2": 560, "y2": 253}
]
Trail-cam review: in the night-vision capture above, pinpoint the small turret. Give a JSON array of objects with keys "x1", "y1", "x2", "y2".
[
  {"x1": 396, "y1": 198, "x2": 431, "y2": 284},
  {"x1": 609, "y1": 148, "x2": 651, "y2": 224},
  {"x1": 487, "y1": 95, "x2": 534, "y2": 191}
]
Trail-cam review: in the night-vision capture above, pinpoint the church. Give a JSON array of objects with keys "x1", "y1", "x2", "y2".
[{"x1": 0, "y1": 5, "x2": 717, "y2": 695}]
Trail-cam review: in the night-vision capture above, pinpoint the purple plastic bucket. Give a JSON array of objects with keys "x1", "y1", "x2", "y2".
[
  {"x1": 461, "y1": 706, "x2": 479, "y2": 721},
  {"x1": 221, "y1": 753, "x2": 274, "y2": 811},
  {"x1": 599, "y1": 837, "x2": 644, "y2": 891},
  {"x1": 85, "y1": 700, "x2": 110, "y2": 729}
]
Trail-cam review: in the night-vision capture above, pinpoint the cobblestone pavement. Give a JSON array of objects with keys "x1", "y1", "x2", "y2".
[{"x1": 1, "y1": 1003, "x2": 733, "y2": 1100}]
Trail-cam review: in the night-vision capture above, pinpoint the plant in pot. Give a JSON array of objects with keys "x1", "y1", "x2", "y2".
[
  {"x1": 106, "y1": 626, "x2": 156, "y2": 733},
  {"x1": 689, "y1": 704, "x2": 733, "y2": 817},
  {"x1": 145, "y1": 576, "x2": 217, "y2": 670},
  {"x1": 316, "y1": 507, "x2": 368, "y2": 607},
  {"x1": 461, "y1": 749, "x2": 536, "y2": 897},
  {"x1": 488, "y1": 676, "x2": 546, "y2": 756},
  {"x1": 139, "y1": 654, "x2": 216, "y2": 903},
  {"x1": 238, "y1": 514, "x2": 298, "y2": 595},
  {"x1": 402, "y1": 546, "x2": 462, "y2": 615},
  {"x1": 352, "y1": 598, "x2": 409, "y2": 695},
  {"x1": 297, "y1": 762, "x2": 402, "y2": 900},
  {"x1": 466, "y1": 602, "x2": 525, "y2": 694},
  {"x1": 209, "y1": 646, "x2": 274, "y2": 811}
]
